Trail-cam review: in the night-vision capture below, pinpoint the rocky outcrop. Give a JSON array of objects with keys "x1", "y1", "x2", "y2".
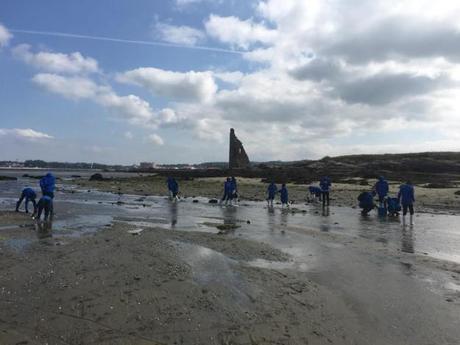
[{"x1": 229, "y1": 128, "x2": 250, "y2": 169}]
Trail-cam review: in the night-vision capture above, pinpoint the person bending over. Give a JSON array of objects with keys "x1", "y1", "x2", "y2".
[{"x1": 16, "y1": 187, "x2": 37, "y2": 214}]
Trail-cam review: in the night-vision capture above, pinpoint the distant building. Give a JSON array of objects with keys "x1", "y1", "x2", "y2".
[{"x1": 139, "y1": 162, "x2": 156, "y2": 169}]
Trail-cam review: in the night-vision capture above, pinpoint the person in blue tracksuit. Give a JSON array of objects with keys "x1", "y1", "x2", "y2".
[
  {"x1": 16, "y1": 187, "x2": 37, "y2": 214},
  {"x1": 279, "y1": 183, "x2": 289, "y2": 208},
  {"x1": 167, "y1": 177, "x2": 179, "y2": 200},
  {"x1": 398, "y1": 181, "x2": 415, "y2": 225},
  {"x1": 35, "y1": 195, "x2": 53, "y2": 221},
  {"x1": 40, "y1": 172, "x2": 56, "y2": 199},
  {"x1": 320, "y1": 176, "x2": 331, "y2": 207},
  {"x1": 308, "y1": 185, "x2": 322, "y2": 202},
  {"x1": 387, "y1": 197, "x2": 401, "y2": 216},
  {"x1": 374, "y1": 176, "x2": 389, "y2": 206},
  {"x1": 267, "y1": 182, "x2": 277, "y2": 207},
  {"x1": 358, "y1": 191, "x2": 375, "y2": 216},
  {"x1": 221, "y1": 177, "x2": 233, "y2": 205},
  {"x1": 230, "y1": 177, "x2": 238, "y2": 204}
]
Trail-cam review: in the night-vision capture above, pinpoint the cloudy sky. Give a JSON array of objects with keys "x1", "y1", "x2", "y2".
[{"x1": 1, "y1": 0, "x2": 460, "y2": 164}]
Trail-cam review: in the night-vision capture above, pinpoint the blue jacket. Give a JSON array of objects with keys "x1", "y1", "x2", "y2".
[
  {"x1": 40, "y1": 173, "x2": 56, "y2": 194},
  {"x1": 224, "y1": 180, "x2": 233, "y2": 193},
  {"x1": 375, "y1": 177, "x2": 389, "y2": 197},
  {"x1": 387, "y1": 197, "x2": 401, "y2": 212},
  {"x1": 22, "y1": 187, "x2": 36, "y2": 199},
  {"x1": 167, "y1": 178, "x2": 178, "y2": 193},
  {"x1": 320, "y1": 177, "x2": 331, "y2": 192},
  {"x1": 398, "y1": 184, "x2": 415, "y2": 205},
  {"x1": 267, "y1": 183, "x2": 277, "y2": 198},
  {"x1": 279, "y1": 186, "x2": 288, "y2": 203},
  {"x1": 309, "y1": 186, "x2": 322, "y2": 196},
  {"x1": 358, "y1": 192, "x2": 374, "y2": 209},
  {"x1": 230, "y1": 178, "x2": 237, "y2": 192}
]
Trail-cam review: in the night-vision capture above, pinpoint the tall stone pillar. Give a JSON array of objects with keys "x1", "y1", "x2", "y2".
[{"x1": 229, "y1": 128, "x2": 250, "y2": 169}]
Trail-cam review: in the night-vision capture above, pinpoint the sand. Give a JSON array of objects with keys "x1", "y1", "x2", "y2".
[{"x1": 0, "y1": 211, "x2": 362, "y2": 345}]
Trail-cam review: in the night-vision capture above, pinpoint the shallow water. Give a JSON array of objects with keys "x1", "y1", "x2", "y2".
[{"x1": 2, "y1": 174, "x2": 460, "y2": 343}]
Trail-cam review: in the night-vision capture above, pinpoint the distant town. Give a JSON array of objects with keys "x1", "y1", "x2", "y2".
[{"x1": 0, "y1": 160, "x2": 229, "y2": 171}]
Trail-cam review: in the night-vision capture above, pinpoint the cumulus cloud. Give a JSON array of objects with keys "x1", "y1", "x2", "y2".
[
  {"x1": 13, "y1": 44, "x2": 99, "y2": 74},
  {"x1": 205, "y1": 15, "x2": 277, "y2": 49},
  {"x1": 0, "y1": 23, "x2": 12, "y2": 47},
  {"x1": 0, "y1": 128, "x2": 53, "y2": 141},
  {"x1": 147, "y1": 133, "x2": 164, "y2": 145},
  {"x1": 116, "y1": 67, "x2": 217, "y2": 103},
  {"x1": 32, "y1": 73, "x2": 157, "y2": 126},
  {"x1": 154, "y1": 21, "x2": 205, "y2": 46}
]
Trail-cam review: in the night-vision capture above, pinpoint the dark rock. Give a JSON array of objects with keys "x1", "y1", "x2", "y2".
[
  {"x1": 192, "y1": 200, "x2": 199, "y2": 203},
  {"x1": 71, "y1": 175, "x2": 81, "y2": 178},
  {"x1": 229, "y1": 128, "x2": 250, "y2": 169},
  {"x1": 0, "y1": 176, "x2": 17, "y2": 181},
  {"x1": 208, "y1": 199, "x2": 219, "y2": 204},
  {"x1": 89, "y1": 173, "x2": 104, "y2": 181}
]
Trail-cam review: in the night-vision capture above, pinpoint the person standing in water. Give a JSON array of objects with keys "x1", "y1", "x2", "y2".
[
  {"x1": 221, "y1": 177, "x2": 233, "y2": 205},
  {"x1": 398, "y1": 180, "x2": 415, "y2": 226},
  {"x1": 374, "y1": 176, "x2": 389, "y2": 207},
  {"x1": 167, "y1": 177, "x2": 179, "y2": 200},
  {"x1": 267, "y1": 182, "x2": 277, "y2": 207},
  {"x1": 320, "y1": 176, "x2": 331, "y2": 207},
  {"x1": 40, "y1": 172, "x2": 56, "y2": 198},
  {"x1": 279, "y1": 183, "x2": 289, "y2": 208},
  {"x1": 230, "y1": 176, "x2": 238, "y2": 205},
  {"x1": 16, "y1": 187, "x2": 37, "y2": 214}
]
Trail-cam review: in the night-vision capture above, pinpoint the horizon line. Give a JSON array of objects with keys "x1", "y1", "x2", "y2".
[{"x1": 10, "y1": 29, "x2": 244, "y2": 55}]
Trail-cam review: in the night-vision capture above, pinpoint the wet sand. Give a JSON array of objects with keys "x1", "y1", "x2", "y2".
[
  {"x1": 73, "y1": 175, "x2": 460, "y2": 214},
  {"x1": 0, "y1": 211, "x2": 361, "y2": 345},
  {"x1": 2, "y1": 173, "x2": 460, "y2": 344}
]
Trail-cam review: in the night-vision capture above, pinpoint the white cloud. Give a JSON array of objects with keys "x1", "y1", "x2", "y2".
[
  {"x1": 32, "y1": 73, "x2": 157, "y2": 126},
  {"x1": 205, "y1": 15, "x2": 277, "y2": 49},
  {"x1": 124, "y1": 131, "x2": 133, "y2": 139},
  {"x1": 0, "y1": 128, "x2": 53, "y2": 141},
  {"x1": 116, "y1": 67, "x2": 217, "y2": 103},
  {"x1": 154, "y1": 22, "x2": 205, "y2": 46},
  {"x1": 13, "y1": 44, "x2": 99, "y2": 74},
  {"x1": 0, "y1": 23, "x2": 12, "y2": 47},
  {"x1": 147, "y1": 133, "x2": 164, "y2": 146}
]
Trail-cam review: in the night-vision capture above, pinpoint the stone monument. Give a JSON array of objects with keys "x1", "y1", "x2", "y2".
[{"x1": 229, "y1": 128, "x2": 250, "y2": 169}]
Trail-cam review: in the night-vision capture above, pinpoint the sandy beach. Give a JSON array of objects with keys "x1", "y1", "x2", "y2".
[{"x1": 1, "y1": 173, "x2": 460, "y2": 345}]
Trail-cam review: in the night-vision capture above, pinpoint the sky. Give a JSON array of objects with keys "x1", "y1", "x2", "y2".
[{"x1": 1, "y1": 0, "x2": 460, "y2": 164}]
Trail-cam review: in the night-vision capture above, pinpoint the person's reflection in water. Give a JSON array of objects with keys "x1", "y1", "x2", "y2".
[
  {"x1": 267, "y1": 206, "x2": 276, "y2": 233},
  {"x1": 169, "y1": 201, "x2": 178, "y2": 228},
  {"x1": 35, "y1": 220, "x2": 53, "y2": 239},
  {"x1": 279, "y1": 208, "x2": 289, "y2": 234},
  {"x1": 322, "y1": 207, "x2": 330, "y2": 217},
  {"x1": 401, "y1": 226, "x2": 415, "y2": 254},
  {"x1": 221, "y1": 205, "x2": 238, "y2": 226}
]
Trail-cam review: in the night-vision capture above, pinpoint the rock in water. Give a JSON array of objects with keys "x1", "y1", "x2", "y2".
[
  {"x1": 229, "y1": 128, "x2": 250, "y2": 169},
  {"x1": 89, "y1": 173, "x2": 104, "y2": 181}
]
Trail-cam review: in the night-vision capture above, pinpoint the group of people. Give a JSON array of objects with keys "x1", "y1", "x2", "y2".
[
  {"x1": 358, "y1": 176, "x2": 415, "y2": 225},
  {"x1": 167, "y1": 174, "x2": 415, "y2": 225},
  {"x1": 15, "y1": 172, "x2": 55, "y2": 221},
  {"x1": 17, "y1": 172, "x2": 414, "y2": 225}
]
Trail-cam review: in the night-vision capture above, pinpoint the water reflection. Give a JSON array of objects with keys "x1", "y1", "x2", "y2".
[
  {"x1": 35, "y1": 220, "x2": 53, "y2": 239},
  {"x1": 402, "y1": 226, "x2": 415, "y2": 254},
  {"x1": 169, "y1": 201, "x2": 178, "y2": 228}
]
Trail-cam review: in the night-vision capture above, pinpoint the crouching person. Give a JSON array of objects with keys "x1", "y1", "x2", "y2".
[
  {"x1": 16, "y1": 187, "x2": 37, "y2": 214},
  {"x1": 387, "y1": 197, "x2": 401, "y2": 216},
  {"x1": 358, "y1": 191, "x2": 375, "y2": 216},
  {"x1": 35, "y1": 195, "x2": 53, "y2": 221}
]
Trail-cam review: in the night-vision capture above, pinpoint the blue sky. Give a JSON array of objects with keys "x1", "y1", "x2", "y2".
[{"x1": 1, "y1": 0, "x2": 460, "y2": 164}]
